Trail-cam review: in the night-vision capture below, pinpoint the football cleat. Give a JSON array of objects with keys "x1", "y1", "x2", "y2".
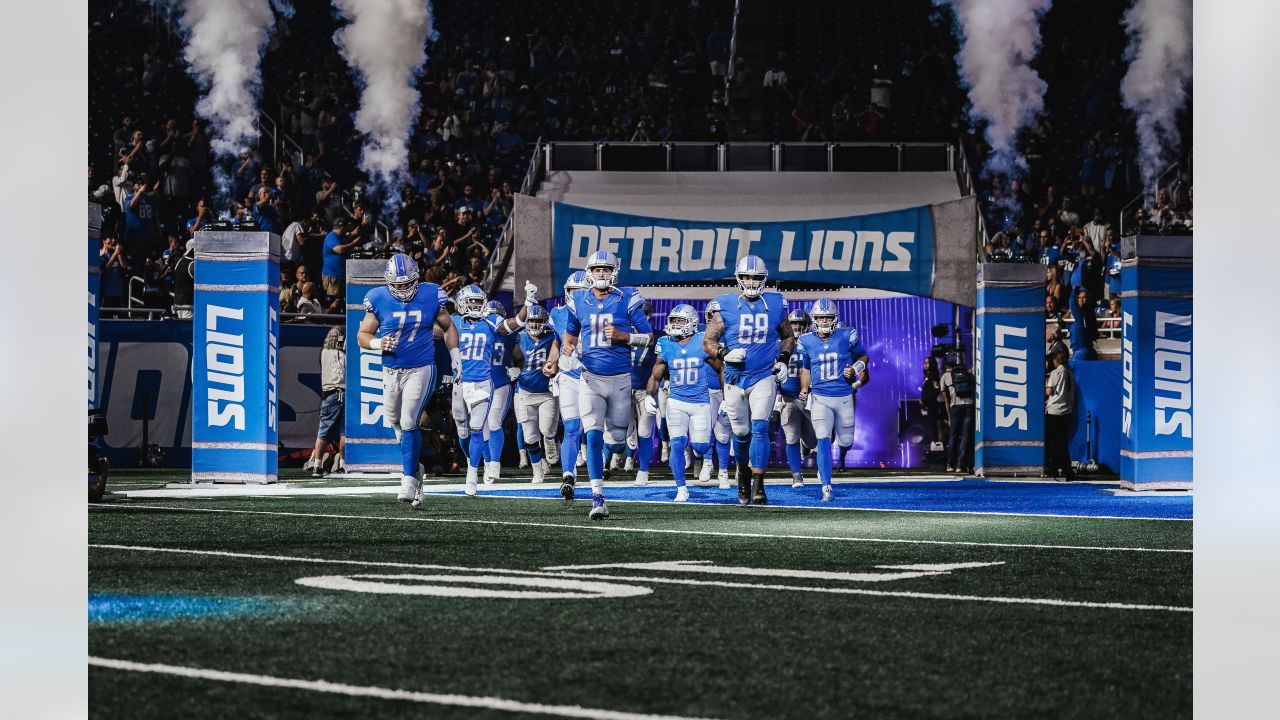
[
  {"x1": 751, "y1": 473, "x2": 768, "y2": 505},
  {"x1": 660, "y1": 442, "x2": 670, "y2": 462},
  {"x1": 675, "y1": 486, "x2": 690, "y2": 502},
  {"x1": 588, "y1": 494, "x2": 610, "y2": 520},
  {"x1": 791, "y1": 472, "x2": 805, "y2": 488},
  {"x1": 718, "y1": 468, "x2": 731, "y2": 490},
  {"x1": 822, "y1": 485, "x2": 834, "y2": 503},
  {"x1": 518, "y1": 450, "x2": 530, "y2": 469},
  {"x1": 560, "y1": 473, "x2": 576, "y2": 500},
  {"x1": 410, "y1": 488, "x2": 424, "y2": 508},
  {"x1": 698, "y1": 459, "x2": 712, "y2": 485},
  {"x1": 623, "y1": 455, "x2": 635, "y2": 472},
  {"x1": 397, "y1": 475, "x2": 418, "y2": 502},
  {"x1": 634, "y1": 470, "x2": 649, "y2": 486},
  {"x1": 464, "y1": 466, "x2": 479, "y2": 496},
  {"x1": 532, "y1": 459, "x2": 547, "y2": 484},
  {"x1": 484, "y1": 460, "x2": 501, "y2": 484}
]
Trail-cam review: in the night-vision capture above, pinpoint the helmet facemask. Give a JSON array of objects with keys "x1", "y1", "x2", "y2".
[
  {"x1": 737, "y1": 273, "x2": 766, "y2": 299},
  {"x1": 389, "y1": 278, "x2": 418, "y2": 302},
  {"x1": 588, "y1": 263, "x2": 617, "y2": 291},
  {"x1": 527, "y1": 317, "x2": 547, "y2": 337},
  {"x1": 813, "y1": 314, "x2": 837, "y2": 336}
]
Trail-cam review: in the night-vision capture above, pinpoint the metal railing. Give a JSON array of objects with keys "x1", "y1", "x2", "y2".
[
  {"x1": 539, "y1": 140, "x2": 953, "y2": 173},
  {"x1": 484, "y1": 138, "x2": 545, "y2": 295},
  {"x1": 955, "y1": 137, "x2": 990, "y2": 260},
  {"x1": 1119, "y1": 156, "x2": 1190, "y2": 237}
]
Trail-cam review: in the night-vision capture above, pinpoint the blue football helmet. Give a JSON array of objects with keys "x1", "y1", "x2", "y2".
[
  {"x1": 456, "y1": 284, "x2": 488, "y2": 320},
  {"x1": 735, "y1": 255, "x2": 768, "y2": 299},
  {"x1": 526, "y1": 304, "x2": 549, "y2": 337},
  {"x1": 384, "y1": 253, "x2": 419, "y2": 302},
  {"x1": 811, "y1": 298, "x2": 838, "y2": 336},
  {"x1": 585, "y1": 250, "x2": 620, "y2": 291},
  {"x1": 665, "y1": 304, "x2": 698, "y2": 339}
]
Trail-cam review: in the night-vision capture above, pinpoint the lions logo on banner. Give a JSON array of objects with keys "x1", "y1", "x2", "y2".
[{"x1": 552, "y1": 202, "x2": 935, "y2": 294}]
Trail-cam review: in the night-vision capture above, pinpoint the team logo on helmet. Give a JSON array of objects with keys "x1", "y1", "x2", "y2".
[
  {"x1": 526, "y1": 304, "x2": 549, "y2": 337},
  {"x1": 485, "y1": 300, "x2": 507, "y2": 319},
  {"x1": 735, "y1": 255, "x2": 768, "y2": 299},
  {"x1": 384, "y1": 253, "x2": 419, "y2": 302},
  {"x1": 665, "y1": 304, "x2": 698, "y2": 339},
  {"x1": 811, "y1": 298, "x2": 838, "y2": 336},
  {"x1": 704, "y1": 299, "x2": 721, "y2": 323},
  {"x1": 585, "y1": 250, "x2": 620, "y2": 291},
  {"x1": 456, "y1": 284, "x2": 488, "y2": 320}
]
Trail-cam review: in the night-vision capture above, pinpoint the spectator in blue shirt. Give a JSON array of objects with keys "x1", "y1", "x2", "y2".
[
  {"x1": 252, "y1": 187, "x2": 284, "y2": 235},
  {"x1": 452, "y1": 184, "x2": 485, "y2": 215},
  {"x1": 123, "y1": 176, "x2": 159, "y2": 251},
  {"x1": 1105, "y1": 243, "x2": 1122, "y2": 298},
  {"x1": 321, "y1": 218, "x2": 362, "y2": 301}
]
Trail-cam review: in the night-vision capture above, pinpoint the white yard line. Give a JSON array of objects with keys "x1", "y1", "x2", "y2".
[
  {"x1": 88, "y1": 657, "x2": 721, "y2": 720},
  {"x1": 90, "y1": 503, "x2": 1191, "y2": 554},
  {"x1": 88, "y1": 544, "x2": 1192, "y2": 613}
]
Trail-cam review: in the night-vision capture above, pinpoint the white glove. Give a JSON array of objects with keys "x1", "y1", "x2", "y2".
[
  {"x1": 722, "y1": 347, "x2": 747, "y2": 363},
  {"x1": 507, "y1": 366, "x2": 521, "y2": 382},
  {"x1": 773, "y1": 361, "x2": 789, "y2": 383},
  {"x1": 558, "y1": 353, "x2": 580, "y2": 372},
  {"x1": 523, "y1": 281, "x2": 538, "y2": 307},
  {"x1": 643, "y1": 394, "x2": 658, "y2": 416},
  {"x1": 450, "y1": 347, "x2": 462, "y2": 378},
  {"x1": 549, "y1": 375, "x2": 560, "y2": 397},
  {"x1": 371, "y1": 330, "x2": 400, "y2": 353},
  {"x1": 772, "y1": 394, "x2": 784, "y2": 413}
]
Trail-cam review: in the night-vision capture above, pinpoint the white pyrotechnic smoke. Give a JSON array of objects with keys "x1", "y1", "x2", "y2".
[
  {"x1": 332, "y1": 0, "x2": 434, "y2": 213},
  {"x1": 176, "y1": 0, "x2": 283, "y2": 198},
  {"x1": 940, "y1": 0, "x2": 1053, "y2": 179},
  {"x1": 1120, "y1": 0, "x2": 1192, "y2": 193}
]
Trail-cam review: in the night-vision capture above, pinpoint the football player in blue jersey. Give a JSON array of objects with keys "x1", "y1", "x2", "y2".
[
  {"x1": 796, "y1": 298, "x2": 870, "y2": 502},
  {"x1": 358, "y1": 253, "x2": 461, "y2": 506},
  {"x1": 511, "y1": 304, "x2": 560, "y2": 484},
  {"x1": 778, "y1": 309, "x2": 818, "y2": 488},
  {"x1": 481, "y1": 300, "x2": 517, "y2": 484},
  {"x1": 625, "y1": 300, "x2": 659, "y2": 485},
  {"x1": 703, "y1": 255, "x2": 796, "y2": 505},
  {"x1": 451, "y1": 282, "x2": 538, "y2": 495},
  {"x1": 555, "y1": 251, "x2": 654, "y2": 520},
  {"x1": 703, "y1": 299, "x2": 732, "y2": 489},
  {"x1": 548, "y1": 271, "x2": 591, "y2": 489},
  {"x1": 646, "y1": 304, "x2": 719, "y2": 502}
]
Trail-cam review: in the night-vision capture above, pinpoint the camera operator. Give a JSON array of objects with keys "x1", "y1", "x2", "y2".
[
  {"x1": 920, "y1": 356, "x2": 948, "y2": 452},
  {"x1": 940, "y1": 357, "x2": 976, "y2": 474}
]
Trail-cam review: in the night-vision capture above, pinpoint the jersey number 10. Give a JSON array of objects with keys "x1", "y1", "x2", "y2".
[{"x1": 589, "y1": 314, "x2": 613, "y2": 348}]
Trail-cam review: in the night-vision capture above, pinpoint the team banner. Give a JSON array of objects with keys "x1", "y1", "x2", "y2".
[
  {"x1": 974, "y1": 264, "x2": 1045, "y2": 476},
  {"x1": 89, "y1": 203, "x2": 102, "y2": 409},
  {"x1": 1120, "y1": 236, "x2": 1192, "y2": 490},
  {"x1": 344, "y1": 259, "x2": 400, "y2": 473},
  {"x1": 191, "y1": 231, "x2": 281, "y2": 483},
  {"x1": 552, "y1": 202, "x2": 935, "y2": 294},
  {"x1": 95, "y1": 320, "x2": 330, "y2": 468}
]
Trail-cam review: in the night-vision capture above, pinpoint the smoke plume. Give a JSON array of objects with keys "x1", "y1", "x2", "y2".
[
  {"x1": 332, "y1": 0, "x2": 434, "y2": 215},
  {"x1": 1120, "y1": 0, "x2": 1192, "y2": 193},
  {"x1": 175, "y1": 0, "x2": 284, "y2": 199},
  {"x1": 939, "y1": 0, "x2": 1053, "y2": 180}
]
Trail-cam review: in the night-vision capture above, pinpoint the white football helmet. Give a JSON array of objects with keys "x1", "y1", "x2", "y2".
[
  {"x1": 811, "y1": 298, "x2": 838, "y2": 336},
  {"x1": 735, "y1": 255, "x2": 768, "y2": 299},
  {"x1": 563, "y1": 270, "x2": 590, "y2": 301},
  {"x1": 456, "y1": 284, "x2": 488, "y2": 320},
  {"x1": 665, "y1": 304, "x2": 698, "y2": 339},
  {"x1": 526, "y1": 304, "x2": 549, "y2": 337},
  {"x1": 384, "y1": 253, "x2": 419, "y2": 302},
  {"x1": 585, "y1": 250, "x2": 620, "y2": 291}
]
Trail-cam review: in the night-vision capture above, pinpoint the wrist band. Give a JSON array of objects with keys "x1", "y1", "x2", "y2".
[{"x1": 368, "y1": 337, "x2": 382, "y2": 351}]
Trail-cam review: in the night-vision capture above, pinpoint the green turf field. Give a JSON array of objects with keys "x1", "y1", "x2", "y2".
[{"x1": 88, "y1": 469, "x2": 1191, "y2": 719}]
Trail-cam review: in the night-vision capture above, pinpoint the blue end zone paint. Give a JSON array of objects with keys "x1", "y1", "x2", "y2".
[
  {"x1": 88, "y1": 594, "x2": 274, "y2": 623},
  {"x1": 440, "y1": 480, "x2": 1192, "y2": 520}
]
